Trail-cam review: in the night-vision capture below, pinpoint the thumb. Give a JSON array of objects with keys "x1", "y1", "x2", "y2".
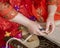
[{"x1": 46, "y1": 22, "x2": 50, "y2": 33}]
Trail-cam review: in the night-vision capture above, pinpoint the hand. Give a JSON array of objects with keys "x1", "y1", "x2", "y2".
[
  {"x1": 46, "y1": 16, "x2": 55, "y2": 34},
  {"x1": 27, "y1": 21, "x2": 46, "y2": 36},
  {"x1": 10, "y1": 13, "x2": 46, "y2": 36}
]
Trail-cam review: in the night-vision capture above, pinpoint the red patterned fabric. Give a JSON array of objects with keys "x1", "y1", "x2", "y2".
[
  {"x1": 0, "y1": 17, "x2": 22, "y2": 47},
  {"x1": 9, "y1": 0, "x2": 60, "y2": 21},
  {"x1": 0, "y1": 0, "x2": 60, "y2": 47},
  {"x1": 9, "y1": 0, "x2": 48, "y2": 21}
]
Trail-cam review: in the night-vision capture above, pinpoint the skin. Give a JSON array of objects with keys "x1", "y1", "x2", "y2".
[
  {"x1": 0, "y1": 2, "x2": 57, "y2": 36},
  {"x1": 46, "y1": 5, "x2": 57, "y2": 34},
  {"x1": 11, "y1": 5, "x2": 57, "y2": 36},
  {"x1": 10, "y1": 13, "x2": 46, "y2": 36}
]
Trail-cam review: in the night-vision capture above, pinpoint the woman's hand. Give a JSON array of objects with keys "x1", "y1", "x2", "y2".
[
  {"x1": 46, "y1": 5, "x2": 57, "y2": 34},
  {"x1": 27, "y1": 21, "x2": 46, "y2": 36},
  {"x1": 10, "y1": 13, "x2": 46, "y2": 36},
  {"x1": 46, "y1": 16, "x2": 55, "y2": 34}
]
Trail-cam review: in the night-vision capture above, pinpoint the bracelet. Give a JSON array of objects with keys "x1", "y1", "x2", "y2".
[
  {"x1": 0, "y1": 2, "x2": 18, "y2": 20},
  {"x1": 5, "y1": 9, "x2": 18, "y2": 20},
  {"x1": 0, "y1": 2, "x2": 12, "y2": 15},
  {"x1": 48, "y1": 0, "x2": 56, "y2": 5}
]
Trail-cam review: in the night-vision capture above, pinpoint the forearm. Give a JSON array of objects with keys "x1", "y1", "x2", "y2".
[
  {"x1": 10, "y1": 13, "x2": 32, "y2": 27},
  {"x1": 48, "y1": 5, "x2": 57, "y2": 17}
]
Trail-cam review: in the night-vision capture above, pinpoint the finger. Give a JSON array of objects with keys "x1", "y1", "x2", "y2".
[
  {"x1": 33, "y1": 31, "x2": 41, "y2": 36},
  {"x1": 37, "y1": 30, "x2": 47, "y2": 36},
  {"x1": 40, "y1": 30, "x2": 48, "y2": 35},
  {"x1": 38, "y1": 24, "x2": 45, "y2": 31},
  {"x1": 46, "y1": 23, "x2": 55, "y2": 34},
  {"x1": 46, "y1": 22, "x2": 50, "y2": 33},
  {"x1": 38, "y1": 24, "x2": 43, "y2": 29},
  {"x1": 39, "y1": 28, "x2": 46, "y2": 31},
  {"x1": 50, "y1": 24, "x2": 55, "y2": 34}
]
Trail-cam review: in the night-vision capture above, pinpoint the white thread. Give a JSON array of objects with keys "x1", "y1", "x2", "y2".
[
  {"x1": 5, "y1": 38, "x2": 23, "y2": 48},
  {"x1": 23, "y1": 34, "x2": 33, "y2": 43},
  {"x1": 5, "y1": 34, "x2": 33, "y2": 48}
]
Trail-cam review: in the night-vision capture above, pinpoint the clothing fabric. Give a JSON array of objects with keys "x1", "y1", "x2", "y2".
[
  {"x1": 9, "y1": 0, "x2": 60, "y2": 21},
  {"x1": 0, "y1": 0, "x2": 60, "y2": 48}
]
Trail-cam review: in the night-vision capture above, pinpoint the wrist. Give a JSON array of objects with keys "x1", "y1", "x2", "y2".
[
  {"x1": 47, "y1": 14, "x2": 55, "y2": 21},
  {"x1": 48, "y1": 14, "x2": 55, "y2": 19}
]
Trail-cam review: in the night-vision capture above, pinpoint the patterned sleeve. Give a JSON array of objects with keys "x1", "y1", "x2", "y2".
[{"x1": 47, "y1": 0, "x2": 57, "y2": 5}]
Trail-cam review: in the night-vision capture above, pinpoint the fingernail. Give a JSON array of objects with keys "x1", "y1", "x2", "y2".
[{"x1": 39, "y1": 28, "x2": 45, "y2": 31}]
